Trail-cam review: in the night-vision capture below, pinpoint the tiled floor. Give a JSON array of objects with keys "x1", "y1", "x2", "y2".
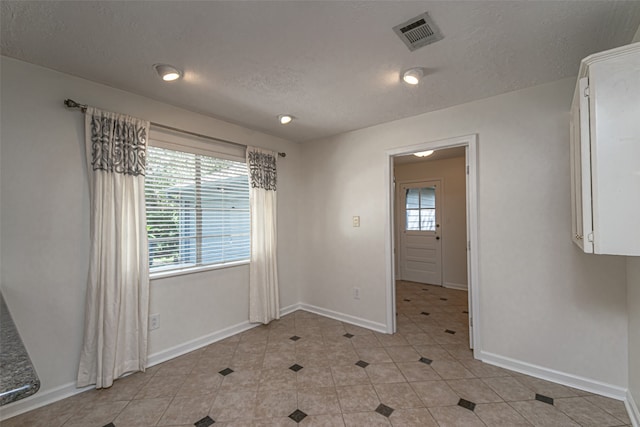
[{"x1": 3, "y1": 281, "x2": 632, "y2": 426}]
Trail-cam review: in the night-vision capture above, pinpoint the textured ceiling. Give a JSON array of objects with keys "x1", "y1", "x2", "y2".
[{"x1": 2, "y1": 1, "x2": 639, "y2": 143}]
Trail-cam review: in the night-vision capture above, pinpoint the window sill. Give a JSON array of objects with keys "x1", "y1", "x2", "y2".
[{"x1": 150, "y1": 260, "x2": 249, "y2": 281}]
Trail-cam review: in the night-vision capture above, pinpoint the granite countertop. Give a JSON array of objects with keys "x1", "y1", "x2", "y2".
[{"x1": 0, "y1": 294, "x2": 40, "y2": 406}]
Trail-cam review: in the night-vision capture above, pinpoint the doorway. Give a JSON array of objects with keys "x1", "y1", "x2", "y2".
[{"x1": 385, "y1": 134, "x2": 480, "y2": 354}]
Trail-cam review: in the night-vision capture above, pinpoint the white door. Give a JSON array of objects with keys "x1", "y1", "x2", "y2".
[{"x1": 399, "y1": 181, "x2": 442, "y2": 285}]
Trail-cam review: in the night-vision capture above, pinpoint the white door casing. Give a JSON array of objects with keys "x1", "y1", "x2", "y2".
[
  {"x1": 385, "y1": 134, "x2": 479, "y2": 354},
  {"x1": 398, "y1": 180, "x2": 443, "y2": 285}
]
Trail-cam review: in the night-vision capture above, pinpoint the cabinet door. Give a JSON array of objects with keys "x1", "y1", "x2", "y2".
[{"x1": 569, "y1": 77, "x2": 593, "y2": 253}]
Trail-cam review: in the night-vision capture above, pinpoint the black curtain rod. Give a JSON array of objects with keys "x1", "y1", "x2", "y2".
[{"x1": 63, "y1": 99, "x2": 286, "y2": 158}]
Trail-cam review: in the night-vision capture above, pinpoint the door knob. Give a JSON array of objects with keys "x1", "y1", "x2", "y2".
[{"x1": 436, "y1": 236, "x2": 440, "y2": 240}]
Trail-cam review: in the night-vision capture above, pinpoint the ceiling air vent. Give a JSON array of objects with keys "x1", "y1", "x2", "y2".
[{"x1": 393, "y1": 12, "x2": 443, "y2": 52}]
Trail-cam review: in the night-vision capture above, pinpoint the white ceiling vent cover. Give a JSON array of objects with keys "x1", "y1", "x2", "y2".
[{"x1": 393, "y1": 12, "x2": 443, "y2": 52}]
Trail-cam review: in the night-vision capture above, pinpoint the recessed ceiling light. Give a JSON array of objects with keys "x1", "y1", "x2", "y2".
[
  {"x1": 413, "y1": 150, "x2": 434, "y2": 157},
  {"x1": 402, "y1": 68, "x2": 424, "y2": 85},
  {"x1": 153, "y1": 64, "x2": 183, "y2": 81},
  {"x1": 278, "y1": 114, "x2": 293, "y2": 125}
]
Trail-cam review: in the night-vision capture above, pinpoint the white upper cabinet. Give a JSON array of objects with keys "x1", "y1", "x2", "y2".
[{"x1": 570, "y1": 42, "x2": 640, "y2": 255}]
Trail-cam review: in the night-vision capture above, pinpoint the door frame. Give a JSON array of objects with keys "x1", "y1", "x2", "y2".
[
  {"x1": 385, "y1": 134, "x2": 480, "y2": 355},
  {"x1": 397, "y1": 179, "x2": 444, "y2": 286}
]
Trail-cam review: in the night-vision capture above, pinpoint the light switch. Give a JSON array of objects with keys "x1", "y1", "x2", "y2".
[{"x1": 353, "y1": 216, "x2": 360, "y2": 227}]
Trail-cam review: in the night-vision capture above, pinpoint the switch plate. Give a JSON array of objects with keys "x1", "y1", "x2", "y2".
[
  {"x1": 353, "y1": 287, "x2": 361, "y2": 299},
  {"x1": 353, "y1": 216, "x2": 360, "y2": 227}
]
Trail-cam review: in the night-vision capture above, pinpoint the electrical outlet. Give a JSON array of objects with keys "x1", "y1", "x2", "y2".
[
  {"x1": 353, "y1": 287, "x2": 361, "y2": 300},
  {"x1": 149, "y1": 314, "x2": 160, "y2": 330},
  {"x1": 353, "y1": 216, "x2": 360, "y2": 227}
]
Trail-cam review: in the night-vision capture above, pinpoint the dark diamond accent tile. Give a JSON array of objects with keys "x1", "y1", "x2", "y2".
[
  {"x1": 463, "y1": 310, "x2": 469, "y2": 314},
  {"x1": 421, "y1": 312, "x2": 430, "y2": 316},
  {"x1": 289, "y1": 363, "x2": 304, "y2": 372},
  {"x1": 343, "y1": 333, "x2": 354, "y2": 339},
  {"x1": 355, "y1": 360, "x2": 370, "y2": 368},
  {"x1": 445, "y1": 329, "x2": 456, "y2": 334},
  {"x1": 194, "y1": 415, "x2": 215, "y2": 427},
  {"x1": 103, "y1": 424, "x2": 115, "y2": 427},
  {"x1": 419, "y1": 357, "x2": 433, "y2": 365},
  {"x1": 218, "y1": 367, "x2": 234, "y2": 376},
  {"x1": 289, "y1": 409, "x2": 308, "y2": 423},
  {"x1": 440, "y1": 298, "x2": 448, "y2": 301},
  {"x1": 422, "y1": 289, "x2": 429, "y2": 291},
  {"x1": 290, "y1": 335, "x2": 301, "y2": 341},
  {"x1": 535, "y1": 393, "x2": 554, "y2": 405},
  {"x1": 375, "y1": 403, "x2": 395, "y2": 417},
  {"x1": 458, "y1": 398, "x2": 476, "y2": 411},
  {"x1": 404, "y1": 299, "x2": 411, "y2": 302}
]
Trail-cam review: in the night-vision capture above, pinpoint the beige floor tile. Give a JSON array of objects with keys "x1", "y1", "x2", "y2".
[
  {"x1": 389, "y1": 408, "x2": 438, "y2": 426},
  {"x1": 176, "y1": 371, "x2": 223, "y2": 396},
  {"x1": 583, "y1": 395, "x2": 632, "y2": 424},
  {"x1": 441, "y1": 343, "x2": 475, "y2": 360},
  {"x1": 210, "y1": 388, "x2": 258, "y2": 421},
  {"x1": 299, "y1": 413, "x2": 346, "y2": 426},
  {"x1": 365, "y1": 363, "x2": 407, "y2": 384},
  {"x1": 254, "y1": 388, "x2": 298, "y2": 418},
  {"x1": 410, "y1": 380, "x2": 460, "y2": 407},
  {"x1": 350, "y1": 334, "x2": 382, "y2": 348},
  {"x1": 134, "y1": 374, "x2": 186, "y2": 399},
  {"x1": 401, "y1": 332, "x2": 437, "y2": 346},
  {"x1": 430, "y1": 359, "x2": 475, "y2": 379},
  {"x1": 336, "y1": 385, "x2": 380, "y2": 412},
  {"x1": 62, "y1": 400, "x2": 129, "y2": 427},
  {"x1": 326, "y1": 348, "x2": 361, "y2": 366},
  {"x1": 385, "y1": 345, "x2": 420, "y2": 363},
  {"x1": 396, "y1": 361, "x2": 441, "y2": 382},
  {"x1": 297, "y1": 366, "x2": 335, "y2": 388},
  {"x1": 237, "y1": 339, "x2": 268, "y2": 354},
  {"x1": 331, "y1": 364, "x2": 370, "y2": 386},
  {"x1": 474, "y1": 402, "x2": 532, "y2": 426},
  {"x1": 259, "y1": 367, "x2": 297, "y2": 391},
  {"x1": 154, "y1": 353, "x2": 200, "y2": 377},
  {"x1": 221, "y1": 368, "x2": 262, "y2": 389},
  {"x1": 509, "y1": 400, "x2": 581, "y2": 426},
  {"x1": 342, "y1": 411, "x2": 391, "y2": 426},
  {"x1": 375, "y1": 333, "x2": 410, "y2": 347},
  {"x1": 0, "y1": 398, "x2": 79, "y2": 427},
  {"x1": 355, "y1": 347, "x2": 392, "y2": 363},
  {"x1": 193, "y1": 354, "x2": 234, "y2": 374},
  {"x1": 513, "y1": 374, "x2": 582, "y2": 399},
  {"x1": 460, "y1": 358, "x2": 512, "y2": 378},
  {"x1": 157, "y1": 394, "x2": 215, "y2": 426},
  {"x1": 482, "y1": 376, "x2": 536, "y2": 401},
  {"x1": 232, "y1": 352, "x2": 266, "y2": 370},
  {"x1": 251, "y1": 416, "x2": 299, "y2": 426},
  {"x1": 555, "y1": 397, "x2": 626, "y2": 427},
  {"x1": 373, "y1": 382, "x2": 424, "y2": 409},
  {"x1": 297, "y1": 387, "x2": 341, "y2": 415},
  {"x1": 446, "y1": 378, "x2": 504, "y2": 403},
  {"x1": 413, "y1": 344, "x2": 457, "y2": 361},
  {"x1": 428, "y1": 405, "x2": 486, "y2": 426},
  {"x1": 113, "y1": 397, "x2": 172, "y2": 426}
]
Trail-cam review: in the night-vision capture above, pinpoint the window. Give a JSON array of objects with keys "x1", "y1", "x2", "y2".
[
  {"x1": 405, "y1": 187, "x2": 436, "y2": 231},
  {"x1": 145, "y1": 145, "x2": 250, "y2": 274}
]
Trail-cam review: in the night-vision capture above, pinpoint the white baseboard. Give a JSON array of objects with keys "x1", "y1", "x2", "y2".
[
  {"x1": 0, "y1": 303, "x2": 300, "y2": 422},
  {"x1": 478, "y1": 350, "x2": 627, "y2": 401},
  {"x1": 443, "y1": 282, "x2": 468, "y2": 291},
  {"x1": 298, "y1": 303, "x2": 388, "y2": 333},
  {"x1": 627, "y1": 389, "x2": 640, "y2": 427}
]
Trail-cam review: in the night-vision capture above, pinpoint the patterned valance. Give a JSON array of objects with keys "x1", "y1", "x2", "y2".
[
  {"x1": 87, "y1": 107, "x2": 149, "y2": 176},
  {"x1": 247, "y1": 148, "x2": 277, "y2": 191}
]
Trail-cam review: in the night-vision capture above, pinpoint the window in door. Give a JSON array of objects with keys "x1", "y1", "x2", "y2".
[{"x1": 405, "y1": 187, "x2": 436, "y2": 231}]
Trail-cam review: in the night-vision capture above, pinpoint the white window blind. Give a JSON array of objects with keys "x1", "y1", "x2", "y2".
[{"x1": 145, "y1": 145, "x2": 250, "y2": 274}]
